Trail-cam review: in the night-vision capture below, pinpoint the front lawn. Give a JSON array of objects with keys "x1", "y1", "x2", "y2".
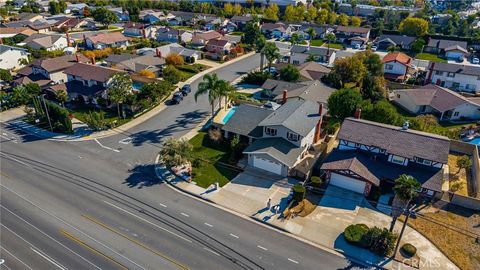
[
  {"x1": 69, "y1": 104, "x2": 131, "y2": 128},
  {"x1": 229, "y1": 31, "x2": 243, "y2": 36},
  {"x1": 171, "y1": 25, "x2": 193, "y2": 30},
  {"x1": 310, "y1": 39, "x2": 324, "y2": 47},
  {"x1": 177, "y1": 64, "x2": 210, "y2": 81},
  {"x1": 415, "y1": 53, "x2": 447, "y2": 63},
  {"x1": 189, "y1": 132, "x2": 241, "y2": 188},
  {"x1": 322, "y1": 43, "x2": 344, "y2": 50}
]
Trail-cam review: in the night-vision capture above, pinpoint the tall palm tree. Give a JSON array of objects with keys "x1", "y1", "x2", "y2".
[
  {"x1": 256, "y1": 35, "x2": 266, "y2": 70},
  {"x1": 218, "y1": 80, "x2": 236, "y2": 109},
  {"x1": 195, "y1": 74, "x2": 222, "y2": 116},
  {"x1": 263, "y1": 42, "x2": 280, "y2": 71},
  {"x1": 390, "y1": 174, "x2": 421, "y2": 232},
  {"x1": 289, "y1": 33, "x2": 300, "y2": 63},
  {"x1": 305, "y1": 27, "x2": 316, "y2": 49}
]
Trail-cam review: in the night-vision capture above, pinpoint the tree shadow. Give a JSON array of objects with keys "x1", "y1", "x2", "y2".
[{"x1": 123, "y1": 164, "x2": 163, "y2": 189}]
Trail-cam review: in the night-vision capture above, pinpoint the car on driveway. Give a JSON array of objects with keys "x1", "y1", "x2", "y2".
[
  {"x1": 171, "y1": 92, "x2": 184, "y2": 104},
  {"x1": 472, "y1": 57, "x2": 479, "y2": 65},
  {"x1": 181, "y1": 84, "x2": 191, "y2": 96}
]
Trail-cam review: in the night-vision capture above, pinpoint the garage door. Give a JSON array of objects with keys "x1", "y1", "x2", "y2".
[
  {"x1": 253, "y1": 156, "x2": 282, "y2": 175},
  {"x1": 330, "y1": 173, "x2": 366, "y2": 194}
]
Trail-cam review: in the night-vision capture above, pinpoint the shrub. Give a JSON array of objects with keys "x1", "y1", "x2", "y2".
[
  {"x1": 83, "y1": 111, "x2": 107, "y2": 131},
  {"x1": 401, "y1": 243, "x2": 417, "y2": 257},
  {"x1": 292, "y1": 184, "x2": 306, "y2": 202},
  {"x1": 241, "y1": 71, "x2": 272, "y2": 85},
  {"x1": 165, "y1": 53, "x2": 184, "y2": 66},
  {"x1": 363, "y1": 226, "x2": 397, "y2": 256},
  {"x1": 344, "y1": 224, "x2": 369, "y2": 247},
  {"x1": 163, "y1": 65, "x2": 183, "y2": 84},
  {"x1": 310, "y1": 176, "x2": 322, "y2": 187}
]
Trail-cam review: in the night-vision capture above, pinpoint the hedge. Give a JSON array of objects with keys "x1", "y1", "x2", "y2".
[
  {"x1": 401, "y1": 243, "x2": 417, "y2": 257},
  {"x1": 344, "y1": 224, "x2": 369, "y2": 247},
  {"x1": 292, "y1": 184, "x2": 306, "y2": 202}
]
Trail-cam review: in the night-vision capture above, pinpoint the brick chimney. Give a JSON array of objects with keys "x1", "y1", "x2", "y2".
[
  {"x1": 313, "y1": 103, "x2": 324, "y2": 144},
  {"x1": 156, "y1": 48, "x2": 161, "y2": 58},
  {"x1": 354, "y1": 108, "x2": 362, "y2": 119},
  {"x1": 75, "y1": 53, "x2": 80, "y2": 62},
  {"x1": 90, "y1": 56, "x2": 96, "y2": 65},
  {"x1": 66, "y1": 31, "x2": 71, "y2": 47},
  {"x1": 282, "y1": 90, "x2": 288, "y2": 104}
]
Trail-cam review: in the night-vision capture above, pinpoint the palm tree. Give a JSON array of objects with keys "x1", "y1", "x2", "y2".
[
  {"x1": 325, "y1": 32, "x2": 336, "y2": 51},
  {"x1": 218, "y1": 80, "x2": 236, "y2": 109},
  {"x1": 256, "y1": 35, "x2": 267, "y2": 70},
  {"x1": 263, "y1": 42, "x2": 280, "y2": 71},
  {"x1": 56, "y1": 89, "x2": 68, "y2": 107},
  {"x1": 390, "y1": 174, "x2": 421, "y2": 231},
  {"x1": 107, "y1": 73, "x2": 132, "y2": 118},
  {"x1": 305, "y1": 27, "x2": 316, "y2": 49},
  {"x1": 195, "y1": 74, "x2": 223, "y2": 116},
  {"x1": 160, "y1": 137, "x2": 193, "y2": 167},
  {"x1": 289, "y1": 33, "x2": 300, "y2": 63}
]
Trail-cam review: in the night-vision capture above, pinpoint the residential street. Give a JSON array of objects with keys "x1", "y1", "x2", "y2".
[{"x1": 0, "y1": 53, "x2": 366, "y2": 270}]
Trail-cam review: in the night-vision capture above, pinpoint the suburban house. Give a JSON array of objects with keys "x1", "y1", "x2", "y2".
[
  {"x1": 296, "y1": 61, "x2": 332, "y2": 80},
  {"x1": 53, "y1": 17, "x2": 90, "y2": 31},
  {"x1": 200, "y1": 15, "x2": 226, "y2": 31},
  {"x1": 289, "y1": 45, "x2": 337, "y2": 66},
  {"x1": 123, "y1": 22, "x2": 147, "y2": 38},
  {"x1": 298, "y1": 24, "x2": 331, "y2": 40},
  {"x1": 222, "y1": 98, "x2": 325, "y2": 177},
  {"x1": 85, "y1": 32, "x2": 131, "y2": 50},
  {"x1": 0, "y1": 45, "x2": 30, "y2": 70},
  {"x1": 229, "y1": 15, "x2": 254, "y2": 31},
  {"x1": 393, "y1": 84, "x2": 480, "y2": 121},
  {"x1": 191, "y1": 30, "x2": 223, "y2": 46},
  {"x1": 30, "y1": 54, "x2": 88, "y2": 84},
  {"x1": 261, "y1": 79, "x2": 335, "y2": 104},
  {"x1": 204, "y1": 39, "x2": 231, "y2": 60},
  {"x1": 114, "y1": 54, "x2": 166, "y2": 76},
  {"x1": 156, "y1": 27, "x2": 192, "y2": 43},
  {"x1": 424, "y1": 38, "x2": 469, "y2": 59},
  {"x1": 109, "y1": 7, "x2": 129, "y2": 21},
  {"x1": 334, "y1": 26, "x2": 371, "y2": 44},
  {"x1": 146, "y1": 43, "x2": 202, "y2": 62},
  {"x1": 260, "y1": 22, "x2": 291, "y2": 39},
  {"x1": 382, "y1": 52, "x2": 415, "y2": 82},
  {"x1": 0, "y1": 27, "x2": 36, "y2": 38},
  {"x1": 23, "y1": 33, "x2": 68, "y2": 51},
  {"x1": 140, "y1": 9, "x2": 169, "y2": 24},
  {"x1": 65, "y1": 3, "x2": 88, "y2": 14},
  {"x1": 375, "y1": 34, "x2": 416, "y2": 51},
  {"x1": 321, "y1": 117, "x2": 450, "y2": 197},
  {"x1": 426, "y1": 62, "x2": 480, "y2": 93},
  {"x1": 168, "y1": 11, "x2": 196, "y2": 26}
]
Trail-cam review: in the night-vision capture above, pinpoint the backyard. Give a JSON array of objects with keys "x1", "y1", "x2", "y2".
[
  {"x1": 189, "y1": 131, "x2": 243, "y2": 188},
  {"x1": 448, "y1": 154, "x2": 471, "y2": 196},
  {"x1": 415, "y1": 53, "x2": 447, "y2": 63}
]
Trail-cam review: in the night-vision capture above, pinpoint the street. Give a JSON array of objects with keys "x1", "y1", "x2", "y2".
[{"x1": 1, "y1": 53, "x2": 367, "y2": 270}]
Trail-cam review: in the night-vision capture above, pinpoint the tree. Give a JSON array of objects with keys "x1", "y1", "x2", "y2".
[
  {"x1": 10, "y1": 86, "x2": 30, "y2": 106},
  {"x1": 195, "y1": 74, "x2": 223, "y2": 116},
  {"x1": 56, "y1": 89, "x2": 68, "y2": 107},
  {"x1": 165, "y1": 53, "x2": 184, "y2": 66},
  {"x1": 399, "y1": 17, "x2": 429, "y2": 37},
  {"x1": 49, "y1": 1, "x2": 61, "y2": 15},
  {"x1": 255, "y1": 35, "x2": 267, "y2": 70},
  {"x1": 160, "y1": 138, "x2": 193, "y2": 167},
  {"x1": 0, "y1": 69, "x2": 12, "y2": 82},
  {"x1": 264, "y1": 3, "x2": 280, "y2": 21},
  {"x1": 456, "y1": 155, "x2": 472, "y2": 174},
  {"x1": 362, "y1": 100, "x2": 401, "y2": 125},
  {"x1": 243, "y1": 20, "x2": 261, "y2": 46},
  {"x1": 337, "y1": 13, "x2": 349, "y2": 26},
  {"x1": 305, "y1": 6, "x2": 317, "y2": 23},
  {"x1": 138, "y1": 81, "x2": 172, "y2": 103},
  {"x1": 107, "y1": 73, "x2": 132, "y2": 118},
  {"x1": 362, "y1": 76, "x2": 386, "y2": 102},
  {"x1": 223, "y1": 3, "x2": 234, "y2": 17},
  {"x1": 316, "y1": 9, "x2": 328, "y2": 24},
  {"x1": 351, "y1": 16, "x2": 361, "y2": 27},
  {"x1": 162, "y1": 65, "x2": 183, "y2": 84},
  {"x1": 290, "y1": 32, "x2": 301, "y2": 48},
  {"x1": 284, "y1": 5, "x2": 297, "y2": 22},
  {"x1": 330, "y1": 56, "x2": 367, "y2": 88},
  {"x1": 305, "y1": 27, "x2": 316, "y2": 46},
  {"x1": 92, "y1": 7, "x2": 119, "y2": 27},
  {"x1": 358, "y1": 50, "x2": 384, "y2": 77},
  {"x1": 325, "y1": 32, "x2": 336, "y2": 51},
  {"x1": 279, "y1": 64, "x2": 300, "y2": 82},
  {"x1": 390, "y1": 174, "x2": 420, "y2": 231},
  {"x1": 83, "y1": 6, "x2": 91, "y2": 17},
  {"x1": 263, "y1": 42, "x2": 280, "y2": 71},
  {"x1": 327, "y1": 89, "x2": 363, "y2": 120},
  {"x1": 410, "y1": 39, "x2": 425, "y2": 55},
  {"x1": 138, "y1": 69, "x2": 156, "y2": 78}
]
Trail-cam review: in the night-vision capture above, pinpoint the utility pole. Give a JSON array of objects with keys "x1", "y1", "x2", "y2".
[
  {"x1": 393, "y1": 204, "x2": 417, "y2": 257},
  {"x1": 41, "y1": 95, "x2": 53, "y2": 132}
]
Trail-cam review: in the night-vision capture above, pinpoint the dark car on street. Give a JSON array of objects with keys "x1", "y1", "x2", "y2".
[
  {"x1": 181, "y1": 84, "x2": 191, "y2": 96},
  {"x1": 171, "y1": 91, "x2": 184, "y2": 104}
]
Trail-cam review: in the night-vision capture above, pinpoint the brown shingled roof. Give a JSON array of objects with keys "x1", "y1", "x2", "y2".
[
  {"x1": 87, "y1": 32, "x2": 131, "y2": 45},
  {"x1": 64, "y1": 63, "x2": 124, "y2": 83},
  {"x1": 31, "y1": 54, "x2": 89, "y2": 73}
]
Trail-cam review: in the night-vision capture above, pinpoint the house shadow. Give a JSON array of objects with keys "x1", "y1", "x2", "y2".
[
  {"x1": 333, "y1": 233, "x2": 388, "y2": 269},
  {"x1": 123, "y1": 164, "x2": 163, "y2": 189}
]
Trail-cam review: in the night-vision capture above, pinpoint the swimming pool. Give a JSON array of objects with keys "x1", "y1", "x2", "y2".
[
  {"x1": 222, "y1": 106, "x2": 238, "y2": 124},
  {"x1": 132, "y1": 82, "x2": 144, "y2": 91},
  {"x1": 466, "y1": 137, "x2": 480, "y2": 146}
]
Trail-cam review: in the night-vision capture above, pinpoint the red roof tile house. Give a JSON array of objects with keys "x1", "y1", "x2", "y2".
[
  {"x1": 382, "y1": 52, "x2": 415, "y2": 82},
  {"x1": 85, "y1": 32, "x2": 131, "y2": 50}
]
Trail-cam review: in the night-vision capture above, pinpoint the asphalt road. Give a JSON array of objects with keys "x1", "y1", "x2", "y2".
[{"x1": 0, "y1": 53, "x2": 369, "y2": 270}]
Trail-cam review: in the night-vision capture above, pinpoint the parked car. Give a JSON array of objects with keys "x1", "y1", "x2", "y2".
[
  {"x1": 354, "y1": 44, "x2": 361, "y2": 49},
  {"x1": 457, "y1": 56, "x2": 464, "y2": 63},
  {"x1": 472, "y1": 57, "x2": 479, "y2": 65},
  {"x1": 171, "y1": 92, "x2": 184, "y2": 104},
  {"x1": 371, "y1": 45, "x2": 377, "y2": 51},
  {"x1": 264, "y1": 66, "x2": 278, "y2": 76},
  {"x1": 181, "y1": 84, "x2": 191, "y2": 96}
]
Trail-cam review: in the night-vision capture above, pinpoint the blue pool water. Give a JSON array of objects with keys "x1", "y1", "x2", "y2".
[
  {"x1": 467, "y1": 137, "x2": 480, "y2": 146},
  {"x1": 222, "y1": 107, "x2": 238, "y2": 124},
  {"x1": 132, "y1": 82, "x2": 144, "y2": 91}
]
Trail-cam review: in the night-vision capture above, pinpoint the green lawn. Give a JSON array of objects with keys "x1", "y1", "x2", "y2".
[
  {"x1": 299, "y1": 40, "x2": 307, "y2": 45},
  {"x1": 177, "y1": 64, "x2": 210, "y2": 81},
  {"x1": 310, "y1": 39, "x2": 324, "y2": 47},
  {"x1": 171, "y1": 25, "x2": 193, "y2": 30},
  {"x1": 321, "y1": 43, "x2": 344, "y2": 49},
  {"x1": 229, "y1": 31, "x2": 243, "y2": 36},
  {"x1": 189, "y1": 132, "x2": 240, "y2": 188},
  {"x1": 70, "y1": 104, "x2": 131, "y2": 128},
  {"x1": 415, "y1": 53, "x2": 447, "y2": 63}
]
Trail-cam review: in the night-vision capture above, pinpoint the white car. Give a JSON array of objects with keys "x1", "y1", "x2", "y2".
[
  {"x1": 265, "y1": 67, "x2": 278, "y2": 75},
  {"x1": 371, "y1": 45, "x2": 378, "y2": 51},
  {"x1": 472, "y1": 57, "x2": 480, "y2": 65}
]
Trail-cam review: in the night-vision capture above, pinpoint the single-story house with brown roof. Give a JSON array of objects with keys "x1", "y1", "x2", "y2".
[{"x1": 85, "y1": 32, "x2": 131, "y2": 50}]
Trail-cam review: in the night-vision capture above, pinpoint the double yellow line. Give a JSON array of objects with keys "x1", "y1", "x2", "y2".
[{"x1": 82, "y1": 214, "x2": 189, "y2": 270}]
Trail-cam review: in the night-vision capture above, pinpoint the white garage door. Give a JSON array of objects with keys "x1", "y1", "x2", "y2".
[
  {"x1": 253, "y1": 156, "x2": 282, "y2": 175},
  {"x1": 330, "y1": 173, "x2": 366, "y2": 194}
]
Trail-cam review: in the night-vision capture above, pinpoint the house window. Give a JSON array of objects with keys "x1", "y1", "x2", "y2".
[
  {"x1": 454, "y1": 111, "x2": 459, "y2": 117},
  {"x1": 466, "y1": 84, "x2": 476, "y2": 91},
  {"x1": 385, "y1": 64, "x2": 394, "y2": 70},
  {"x1": 435, "y1": 70, "x2": 443, "y2": 76},
  {"x1": 379, "y1": 149, "x2": 386, "y2": 154},
  {"x1": 287, "y1": 132, "x2": 299, "y2": 141},
  {"x1": 415, "y1": 157, "x2": 432, "y2": 166},
  {"x1": 354, "y1": 143, "x2": 362, "y2": 148},
  {"x1": 447, "y1": 72, "x2": 455, "y2": 78},
  {"x1": 391, "y1": 155, "x2": 405, "y2": 165},
  {"x1": 452, "y1": 82, "x2": 460, "y2": 89},
  {"x1": 293, "y1": 60, "x2": 300, "y2": 65},
  {"x1": 265, "y1": 127, "x2": 277, "y2": 136}
]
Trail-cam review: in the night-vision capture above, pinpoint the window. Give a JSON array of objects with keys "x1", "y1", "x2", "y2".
[
  {"x1": 477, "y1": 76, "x2": 480, "y2": 81},
  {"x1": 287, "y1": 132, "x2": 299, "y2": 141},
  {"x1": 452, "y1": 82, "x2": 460, "y2": 89},
  {"x1": 447, "y1": 72, "x2": 455, "y2": 78},
  {"x1": 454, "y1": 111, "x2": 459, "y2": 117},
  {"x1": 355, "y1": 143, "x2": 362, "y2": 148},
  {"x1": 385, "y1": 64, "x2": 393, "y2": 70},
  {"x1": 466, "y1": 84, "x2": 476, "y2": 91},
  {"x1": 293, "y1": 60, "x2": 300, "y2": 65},
  {"x1": 265, "y1": 127, "x2": 277, "y2": 136},
  {"x1": 435, "y1": 70, "x2": 443, "y2": 76},
  {"x1": 391, "y1": 155, "x2": 405, "y2": 165},
  {"x1": 416, "y1": 157, "x2": 432, "y2": 166}
]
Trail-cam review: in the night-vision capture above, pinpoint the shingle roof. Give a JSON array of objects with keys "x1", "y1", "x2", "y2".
[
  {"x1": 338, "y1": 118, "x2": 450, "y2": 164},
  {"x1": 261, "y1": 23, "x2": 286, "y2": 31},
  {"x1": 259, "y1": 99, "x2": 320, "y2": 137},
  {"x1": 428, "y1": 62, "x2": 480, "y2": 76},
  {"x1": 104, "y1": 53, "x2": 137, "y2": 65},
  {"x1": 291, "y1": 45, "x2": 333, "y2": 56},
  {"x1": 427, "y1": 39, "x2": 468, "y2": 50},
  {"x1": 230, "y1": 16, "x2": 254, "y2": 23},
  {"x1": 382, "y1": 52, "x2": 412, "y2": 66},
  {"x1": 0, "y1": 27, "x2": 35, "y2": 36},
  {"x1": 222, "y1": 104, "x2": 274, "y2": 138},
  {"x1": 335, "y1": 25, "x2": 370, "y2": 34},
  {"x1": 394, "y1": 84, "x2": 479, "y2": 113},
  {"x1": 64, "y1": 63, "x2": 123, "y2": 82},
  {"x1": 207, "y1": 39, "x2": 229, "y2": 47},
  {"x1": 244, "y1": 138, "x2": 305, "y2": 167},
  {"x1": 444, "y1": 44, "x2": 468, "y2": 53},
  {"x1": 23, "y1": 33, "x2": 64, "y2": 49},
  {"x1": 116, "y1": 55, "x2": 166, "y2": 72},
  {"x1": 273, "y1": 80, "x2": 335, "y2": 104},
  {"x1": 31, "y1": 54, "x2": 88, "y2": 73},
  {"x1": 261, "y1": 79, "x2": 305, "y2": 96},
  {"x1": 297, "y1": 61, "x2": 331, "y2": 80},
  {"x1": 87, "y1": 32, "x2": 130, "y2": 45},
  {"x1": 377, "y1": 34, "x2": 416, "y2": 47},
  {"x1": 193, "y1": 30, "x2": 222, "y2": 41}
]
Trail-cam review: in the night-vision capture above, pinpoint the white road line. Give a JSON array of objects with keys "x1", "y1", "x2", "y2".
[
  {"x1": 203, "y1": 247, "x2": 220, "y2": 256},
  {"x1": 1, "y1": 154, "x2": 31, "y2": 168},
  {"x1": 0, "y1": 186, "x2": 142, "y2": 270},
  {"x1": 229, "y1": 233, "x2": 239, "y2": 239},
  {"x1": 103, "y1": 200, "x2": 192, "y2": 243},
  {"x1": 0, "y1": 245, "x2": 34, "y2": 270},
  {"x1": 30, "y1": 247, "x2": 67, "y2": 270},
  {"x1": 180, "y1": 212, "x2": 189, "y2": 217},
  {"x1": 204, "y1": 223, "x2": 213, "y2": 227},
  {"x1": 257, "y1": 245, "x2": 268, "y2": 251},
  {"x1": 159, "y1": 203, "x2": 167, "y2": 208},
  {"x1": 94, "y1": 139, "x2": 120, "y2": 153},
  {"x1": 288, "y1": 258, "x2": 299, "y2": 264}
]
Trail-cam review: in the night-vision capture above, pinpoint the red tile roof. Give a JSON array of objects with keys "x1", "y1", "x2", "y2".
[{"x1": 382, "y1": 52, "x2": 412, "y2": 66}]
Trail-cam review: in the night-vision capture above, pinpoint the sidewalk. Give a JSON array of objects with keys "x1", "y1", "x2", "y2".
[{"x1": 0, "y1": 52, "x2": 256, "y2": 141}]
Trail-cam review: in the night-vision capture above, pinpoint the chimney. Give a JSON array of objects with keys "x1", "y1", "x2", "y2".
[
  {"x1": 66, "y1": 31, "x2": 71, "y2": 47},
  {"x1": 354, "y1": 108, "x2": 362, "y2": 119},
  {"x1": 75, "y1": 53, "x2": 80, "y2": 62},
  {"x1": 90, "y1": 56, "x2": 96, "y2": 65},
  {"x1": 142, "y1": 28, "x2": 147, "y2": 38},
  {"x1": 282, "y1": 90, "x2": 288, "y2": 104},
  {"x1": 426, "y1": 62, "x2": 435, "y2": 84},
  {"x1": 313, "y1": 103, "x2": 324, "y2": 144},
  {"x1": 156, "y1": 48, "x2": 161, "y2": 58}
]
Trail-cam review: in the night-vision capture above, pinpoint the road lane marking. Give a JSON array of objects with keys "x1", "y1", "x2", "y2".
[
  {"x1": 203, "y1": 247, "x2": 220, "y2": 256},
  {"x1": 159, "y1": 203, "x2": 167, "y2": 208},
  {"x1": 30, "y1": 247, "x2": 67, "y2": 270},
  {"x1": 1, "y1": 154, "x2": 31, "y2": 168},
  {"x1": 257, "y1": 245, "x2": 268, "y2": 251},
  {"x1": 0, "y1": 186, "x2": 143, "y2": 270},
  {"x1": 204, "y1": 223, "x2": 213, "y2": 227},
  {"x1": 60, "y1": 229, "x2": 128, "y2": 270},
  {"x1": 82, "y1": 214, "x2": 189, "y2": 270},
  {"x1": 103, "y1": 200, "x2": 192, "y2": 243},
  {"x1": 180, "y1": 212, "x2": 189, "y2": 217},
  {"x1": 94, "y1": 139, "x2": 120, "y2": 153},
  {"x1": 229, "y1": 233, "x2": 239, "y2": 239},
  {"x1": 288, "y1": 258, "x2": 299, "y2": 264},
  {"x1": 0, "y1": 208, "x2": 102, "y2": 270},
  {"x1": 0, "y1": 245, "x2": 34, "y2": 270}
]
